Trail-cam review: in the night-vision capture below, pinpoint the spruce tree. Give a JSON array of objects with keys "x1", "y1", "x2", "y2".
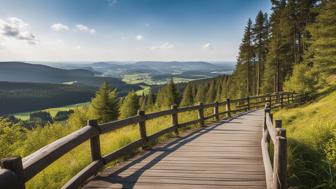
[
  {"x1": 195, "y1": 84, "x2": 208, "y2": 103},
  {"x1": 119, "y1": 91, "x2": 139, "y2": 119},
  {"x1": 180, "y1": 83, "x2": 194, "y2": 106},
  {"x1": 89, "y1": 82, "x2": 119, "y2": 123},
  {"x1": 306, "y1": 0, "x2": 336, "y2": 79},
  {"x1": 155, "y1": 78, "x2": 178, "y2": 109},
  {"x1": 206, "y1": 80, "x2": 216, "y2": 103},
  {"x1": 253, "y1": 11, "x2": 269, "y2": 95}
]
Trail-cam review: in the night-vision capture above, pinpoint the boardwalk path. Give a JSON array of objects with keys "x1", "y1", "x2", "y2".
[{"x1": 83, "y1": 110, "x2": 266, "y2": 189}]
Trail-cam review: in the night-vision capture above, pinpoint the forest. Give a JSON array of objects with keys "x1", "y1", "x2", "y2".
[{"x1": 0, "y1": 0, "x2": 335, "y2": 189}]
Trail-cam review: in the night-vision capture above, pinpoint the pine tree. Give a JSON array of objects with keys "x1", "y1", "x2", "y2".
[
  {"x1": 195, "y1": 84, "x2": 208, "y2": 103},
  {"x1": 155, "y1": 78, "x2": 179, "y2": 109},
  {"x1": 253, "y1": 11, "x2": 269, "y2": 95},
  {"x1": 180, "y1": 83, "x2": 194, "y2": 106},
  {"x1": 206, "y1": 80, "x2": 216, "y2": 103},
  {"x1": 119, "y1": 91, "x2": 139, "y2": 119},
  {"x1": 306, "y1": 0, "x2": 336, "y2": 79},
  {"x1": 145, "y1": 89, "x2": 155, "y2": 110},
  {"x1": 89, "y1": 82, "x2": 119, "y2": 123}
]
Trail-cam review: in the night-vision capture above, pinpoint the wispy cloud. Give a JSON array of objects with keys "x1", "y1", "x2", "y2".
[
  {"x1": 107, "y1": 0, "x2": 118, "y2": 7},
  {"x1": 202, "y1": 42, "x2": 211, "y2": 49},
  {"x1": 75, "y1": 24, "x2": 96, "y2": 34},
  {"x1": 0, "y1": 17, "x2": 38, "y2": 45},
  {"x1": 151, "y1": 42, "x2": 174, "y2": 50},
  {"x1": 50, "y1": 23, "x2": 69, "y2": 32},
  {"x1": 136, "y1": 35, "x2": 143, "y2": 41}
]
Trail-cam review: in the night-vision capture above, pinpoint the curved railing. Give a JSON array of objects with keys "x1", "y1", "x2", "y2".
[{"x1": 0, "y1": 91, "x2": 305, "y2": 189}]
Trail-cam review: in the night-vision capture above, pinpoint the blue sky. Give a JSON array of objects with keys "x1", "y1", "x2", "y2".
[{"x1": 0, "y1": 0, "x2": 271, "y2": 62}]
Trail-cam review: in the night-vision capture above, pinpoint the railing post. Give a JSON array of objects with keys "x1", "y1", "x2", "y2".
[
  {"x1": 214, "y1": 101, "x2": 219, "y2": 121},
  {"x1": 273, "y1": 136, "x2": 287, "y2": 189},
  {"x1": 280, "y1": 93, "x2": 284, "y2": 108},
  {"x1": 171, "y1": 104, "x2": 179, "y2": 135},
  {"x1": 247, "y1": 96, "x2": 250, "y2": 110},
  {"x1": 226, "y1": 98, "x2": 231, "y2": 118},
  {"x1": 0, "y1": 156, "x2": 25, "y2": 189},
  {"x1": 273, "y1": 119, "x2": 287, "y2": 189},
  {"x1": 138, "y1": 110, "x2": 147, "y2": 142},
  {"x1": 291, "y1": 92, "x2": 294, "y2": 103},
  {"x1": 198, "y1": 102, "x2": 205, "y2": 127},
  {"x1": 264, "y1": 103, "x2": 270, "y2": 130},
  {"x1": 87, "y1": 120, "x2": 101, "y2": 161}
]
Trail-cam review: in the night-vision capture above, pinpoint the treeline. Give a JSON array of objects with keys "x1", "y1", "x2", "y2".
[{"x1": 228, "y1": 0, "x2": 335, "y2": 97}]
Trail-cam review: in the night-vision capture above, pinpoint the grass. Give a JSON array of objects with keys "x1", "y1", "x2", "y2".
[
  {"x1": 274, "y1": 88, "x2": 336, "y2": 188},
  {"x1": 13, "y1": 102, "x2": 88, "y2": 120}
]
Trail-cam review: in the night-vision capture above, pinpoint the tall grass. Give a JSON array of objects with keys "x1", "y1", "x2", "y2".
[{"x1": 275, "y1": 90, "x2": 336, "y2": 189}]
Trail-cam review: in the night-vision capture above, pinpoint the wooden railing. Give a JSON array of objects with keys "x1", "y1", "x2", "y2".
[
  {"x1": 0, "y1": 92, "x2": 305, "y2": 189},
  {"x1": 261, "y1": 102, "x2": 291, "y2": 189}
]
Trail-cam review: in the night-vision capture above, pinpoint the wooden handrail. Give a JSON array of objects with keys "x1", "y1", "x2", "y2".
[
  {"x1": 0, "y1": 92, "x2": 304, "y2": 189},
  {"x1": 261, "y1": 103, "x2": 289, "y2": 189}
]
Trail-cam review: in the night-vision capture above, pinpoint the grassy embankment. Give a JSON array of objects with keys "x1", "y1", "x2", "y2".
[{"x1": 275, "y1": 86, "x2": 336, "y2": 188}]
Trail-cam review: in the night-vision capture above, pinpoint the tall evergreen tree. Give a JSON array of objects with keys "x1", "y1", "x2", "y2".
[
  {"x1": 306, "y1": 0, "x2": 336, "y2": 79},
  {"x1": 195, "y1": 84, "x2": 208, "y2": 103},
  {"x1": 119, "y1": 91, "x2": 139, "y2": 119},
  {"x1": 155, "y1": 78, "x2": 179, "y2": 109},
  {"x1": 206, "y1": 80, "x2": 216, "y2": 103},
  {"x1": 180, "y1": 83, "x2": 194, "y2": 106},
  {"x1": 253, "y1": 11, "x2": 269, "y2": 95},
  {"x1": 89, "y1": 82, "x2": 119, "y2": 123}
]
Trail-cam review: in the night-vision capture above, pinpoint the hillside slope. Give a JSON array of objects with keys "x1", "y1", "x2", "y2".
[
  {"x1": 0, "y1": 62, "x2": 140, "y2": 90},
  {"x1": 275, "y1": 88, "x2": 336, "y2": 188}
]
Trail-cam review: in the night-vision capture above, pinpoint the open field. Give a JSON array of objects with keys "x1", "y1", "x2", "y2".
[{"x1": 13, "y1": 102, "x2": 89, "y2": 120}]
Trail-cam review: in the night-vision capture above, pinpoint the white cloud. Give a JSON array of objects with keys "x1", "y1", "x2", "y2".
[
  {"x1": 0, "y1": 17, "x2": 38, "y2": 45},
  {"x1": 202, "y1": 43, "x2": 211, "y2": 49},
  {"x1": 151, "y1": 42, "x2": 174, "y2": 50},
  {"x1": 136, "y1": 35, "x2": 143, "y2": 41},
  {"x1": 50, "y1": 23, "x2": 69, "y2": 32},
  {"x1": 75, "y1": 24, "x2": 96, "y2": 34}
]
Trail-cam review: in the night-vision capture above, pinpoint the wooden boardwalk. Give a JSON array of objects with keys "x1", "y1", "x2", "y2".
[{"x1": 83, "y1": 110, "x2": 266, "y2": 189}]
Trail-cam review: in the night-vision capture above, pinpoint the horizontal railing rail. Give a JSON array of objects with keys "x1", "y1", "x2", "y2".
[{"x1": 0, "y1": 91, "x2": 306, "y2": 189}]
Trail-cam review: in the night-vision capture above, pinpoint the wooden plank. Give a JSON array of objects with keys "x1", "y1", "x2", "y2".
[{"x1": 145, "y1": 109, "x2": 174, "y2": 120}]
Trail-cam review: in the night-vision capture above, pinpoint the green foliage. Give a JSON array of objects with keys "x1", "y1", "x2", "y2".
[
  {"x1": 155, "y1": 78, "x2": 179, "y2": 109},
  {"x1": 180, "y1": 83, "x2": 194, "y2": 106},
  {"x1": 306, "y1": 0, "x2": 336, "y2": 82},
  {"x1": 53, "y1": 110, "x2": 74, "y2": 122},
  {"x1": 119, "y1": 91, "x2": 139, "y2": 119},
  {"x1": 30, "y1": 111, "x2": 53, "y2": 125},
  {"x1": 88, "y1": 82, "x2": 119, "y2": 123},
  {"x1": 284, "y1": 64, "x2": 316, "y2": 93},
  {"x1": 206, "y1": 80, "x2": 216, "y2": 103},
  {"x1": 0, "y1": 117, "x2": 26, "y2": 157},
  {"x1": 275, "y1": 89, "x2": 336, "y2": 188}
]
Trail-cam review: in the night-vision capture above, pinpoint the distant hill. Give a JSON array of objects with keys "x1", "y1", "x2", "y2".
[
  {"x1": 0, "y1": 62, "x2": 140, "y2": 90},
  {"x1": 0, "y1": 82, "x2": 96, "y2": 115},
  {"x1": 0, "y1": 62, "x2": 93, "y2": 82}
]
